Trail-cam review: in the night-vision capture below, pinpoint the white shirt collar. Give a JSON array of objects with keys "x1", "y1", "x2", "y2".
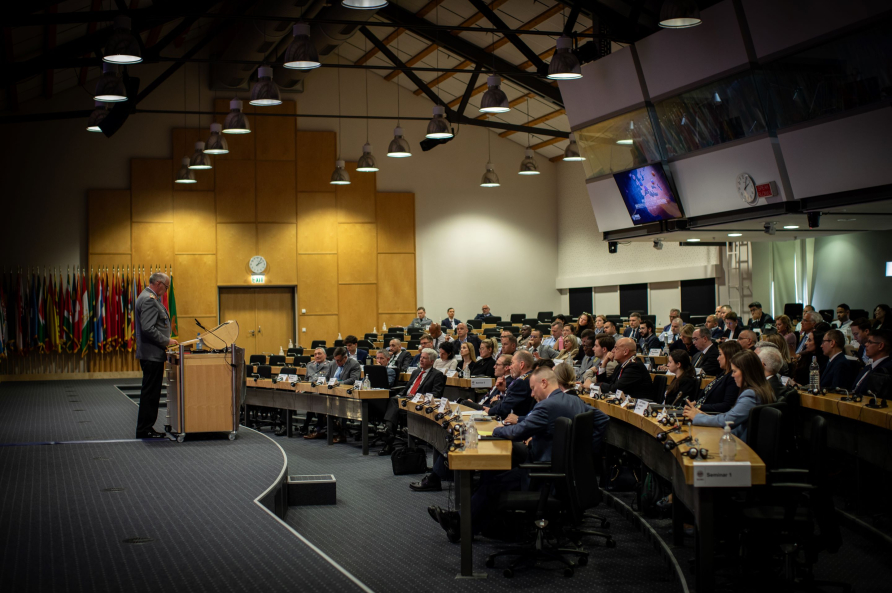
[{"x1": 828, "y1": 351, "x2": 843, "y2": 363}]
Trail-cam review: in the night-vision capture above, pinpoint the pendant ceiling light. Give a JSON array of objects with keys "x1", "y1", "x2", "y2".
[
  {"x1": 331, "y1": 49, "x2": 350, "y2": 185},
  {"x1": 387, "y1": 35, "x2": 411, "y2": 158},
  {"x1": 204, "y1": 122, "x2": 229, "y2": 154},
  {"x1": 94, "y1": 63, "x2": 127, "y2": 102},
  {"x1": 103, "y1": 15, "x2": 142, "y2": 64},
  {"x1": 481, "y1": 130, "x2": 500, "y2": 187},
  {"x1": 518, "y1": 148, "x2": 540, "y2": 175},
  {"x1": 426, "y1": 105, "x2": 453, "y2": 139},
  {"x1": 563, "y1": 132, "x2": 585, "y2": 161},
  {"x1": 189, "y1": 142, "x2": 212, "y2": 170},
  {"x1": 547, "y1": 36, "x2": 582, "y2": 80},
  {"x1": 176, "y1": 157, "x2": 197, "y2": 184},
  {"x1": 357, "y1": 144, "x2": 379, "y2": 172},
  {"x1": 659, "y1": 0, "x2": 702, "y2": 28},
  {"x1": 222, "y1": 99, "x2": 250, "y2": 134},
  {"x1": 249, "y1": 66, "x2": 282, "y2": 106},
  {"x1": 86, "y1": 101, "x2": 111, "y2": 132},
  {"x1": 341, "y1": 0, "x2": 388, "y2": 10},
  {"x1": 616, "y1": 121, "x2": 634, "y2": 145},
  {"x1": 479, "y1": 76, "x2": 510, "y2": 113},
  {"x1": 284, "y1": 23, "x2": 320, "y2": 70}
]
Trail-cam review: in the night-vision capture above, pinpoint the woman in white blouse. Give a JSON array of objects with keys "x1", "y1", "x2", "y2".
[{"x1": 434, "y1": 341, "x2": 458, "y2": 373}]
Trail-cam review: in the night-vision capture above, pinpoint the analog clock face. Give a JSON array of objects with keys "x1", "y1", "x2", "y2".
[
  {"x1": 249, "y1": 255, "x2": 267, "y2": 274},
  {"x1": 737, "y1": 173, "x2": 757, "y2": 205}
]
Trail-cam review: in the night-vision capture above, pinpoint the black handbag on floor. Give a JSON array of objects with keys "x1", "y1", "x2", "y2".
[{"x1": 391, "y1": 446, "x2": 427, "y2": 475}]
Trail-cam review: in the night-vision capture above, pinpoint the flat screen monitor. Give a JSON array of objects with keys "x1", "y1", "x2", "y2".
[{"x1": 613, "y1": 163, "x2": 684, "y2": 225}]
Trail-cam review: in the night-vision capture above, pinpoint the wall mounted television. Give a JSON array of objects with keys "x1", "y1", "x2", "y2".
[{"x1": 613, "y1": 163, "x2": 684, "y2": 225}]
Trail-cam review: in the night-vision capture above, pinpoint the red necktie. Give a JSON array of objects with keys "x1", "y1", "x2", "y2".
[{"x1": 409, "y1": 370, "x2": 426, "y2": 395}]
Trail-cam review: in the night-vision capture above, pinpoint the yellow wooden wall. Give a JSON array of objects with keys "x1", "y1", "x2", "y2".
[{"x1": 87, "y1": 100, "x2": 417, "y2": 348}]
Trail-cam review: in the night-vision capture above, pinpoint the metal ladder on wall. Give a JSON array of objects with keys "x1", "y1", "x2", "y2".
[{"x1": 726, "y1": 242, "x2": 753, "y2": 320}]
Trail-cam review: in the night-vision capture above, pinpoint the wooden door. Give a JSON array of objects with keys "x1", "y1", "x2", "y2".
[
  {"x1": 256, "y1": 288, "x2": 295, "y2": 356},
  {"x1": 219, "y1": 289, "x2": 257, "y2": 358}
]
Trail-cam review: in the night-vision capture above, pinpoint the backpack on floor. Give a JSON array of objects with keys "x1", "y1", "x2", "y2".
[{"x1": 391, "y1": 445, "x2": 427, "y2": 475}]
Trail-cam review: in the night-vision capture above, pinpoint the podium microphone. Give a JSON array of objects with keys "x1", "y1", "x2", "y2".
[{"x1": 195, "y1": 318, "x2": 209, "y2": 331}]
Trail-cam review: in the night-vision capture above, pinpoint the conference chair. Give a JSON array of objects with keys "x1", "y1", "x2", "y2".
[
  {"x1": 487, "y1": 316, "x2": 502, "y2": 323},
  {"x1": 384, "y1": 333, "x2": 403, "y2": 343},
  {"x1": 505, "y1": 326, "x2": 521, "y2": 336},
  {"x1": 850, "y1": 309, "x2": 869, "y2": 321},
  {"x1": 535, "y1": 323, "x2": 551, "y2": 335},
  {"x1": 292, "y1": 355, "x2": 311, "y2": 366},
  {"x1": 495, "y1": 320, "x2": 513, "y2": 328},
  {"x1": 818, "y1": 309, "x2": 834, "y2": 323},
  {"x1": 286, "y1": 347, "x2": 303, "y2": 357},
  {"x1": 388, "y1": 326, "x2": 405, "y2": 333},
  {"x1": 483, "y1": 329, "x2": 501, "y2": 338},
  {"x1": 784, "y1": 303, "x2": 804, "y2": 322},
  {"x1": 467, "y1": 319, "x2": 482, "y2": 329},
  {"x1": 643, "y1": 315, "x2": 656, "y2": 325},
  {"x1": 522, "y1": 317, "x2": 539, "y2": 327},
  {"x1": 357, "y1": 339, "x2": 375, "y2": 350},
  {"x1": 249, "y1": 354, "x2": 267, "y2": 365},
  {"x1": 651, "y1": 375, "x2": 669, "y2": 404},
  {"x1": 564, "y1": 411, "x2": 615, "y2": 547},
  {"x1": 363, "y1": 365, "x2": 390, "y2": 389},
  {"x1": 537, "y1": 311, "x2": 554, "y2": 322},
  {"x1": 689, "y1": 315, "x2": 707, "y2": 326},
  {"x1": 334, "y1": 340, "x2": 344, "y2": 347},
  {"x1": 364, "y1": 333, "x2": 378, "y2": 342},
  {"x1": 407, "y1": 328, "x2": 423, "y2": 336},
  {"x1": 268, "y1": 355, "x2": 286, "y2": 367},
  {"x1": 311, "y1": 340, "x2": 326, "y2": 349},
  {"x1": 510, "y1": 313, "x2": 526, "y2": 324},
  {"x1": 406, "y1": 340, "x2": 420, "y2": 350},
  {"x1": 680, "y1": 311, "x2": 691, "y2": 322},
  {"x1": 325, "y1": 347, "x2": 335, "y2": 358}
]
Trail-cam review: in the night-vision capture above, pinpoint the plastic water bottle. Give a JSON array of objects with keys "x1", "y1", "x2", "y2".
[
  {"x1": 195, "y1": 333, "x2": 203, "y2": 351},
  {"x1": 279, "y1": 346, "x2": 285, "y2": 356},
  {"x1": 288, "y1": 338, "x2": 294, "y2": 349},
  {"x1": 362, "y1": 377, "x2": 371, "y2": 390},
  {"x1": 809, "y1": 356, "x2": 820, "y2": 392},
  {"x1": 382, "y1": 323, "x2": 387, "y2": 332},
  {"x1": 465, "y1": 420, "x2": 478, "y2": 450},
  {"x1": 719, "y1": 421, "x2": 737, "y2": 461}
]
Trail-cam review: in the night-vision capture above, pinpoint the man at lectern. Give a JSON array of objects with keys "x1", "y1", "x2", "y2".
[{"x1": 134, "y1": 272, "x2": 179, "y2": 438}]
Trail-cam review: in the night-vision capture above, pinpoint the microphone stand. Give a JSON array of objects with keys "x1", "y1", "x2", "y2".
[{"x1": 865, "y1": 390, "x2": 888, "y2": 409}]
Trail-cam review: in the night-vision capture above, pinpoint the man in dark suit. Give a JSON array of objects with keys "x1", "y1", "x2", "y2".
[
  {"x1": 386, "y1": 338, "x2": 412, "y2": 373},
  {"x1": 853, "y1": 330, "x2": 892, "y2": 396},
  {"x1": 706, "y1": 314, "x2": 724, "y2": 340},
  {"x1": 380, "y1": 348, "x2": 447, "y2": 456},
  {"x1": 691, "y1": 326, "x2": 721, "y2": 376},
  {"x1": 747, "y1": 301, "x2": 774, "y2": 331},
  {"x1": 595, "y1": 337, "x2": 653, "y2": 398},
  {"x1": 441, "y1": 307, "x2": 461, "y2": 331},
  {"x1": 623, "y1": 312, "x2": 642, "y2": 342},
  {"x1": 757, "y1": 347, "x2": 786, "y2": 398},
  {"x1": 409, "y1": 335, "x2": 433, "y2": 367},
  {"x1": 474, "y1": 305, "x2": 493, "y2": 321},
  {"x1": 851, "y1": 318, "x2": 871, "y2": 365},
  {"x1": 638, "y1": 320, "x2": 661, "y2": 353},
  {"x1": 795, "y1": 311, "x2": 822, "y2": 354},
  {"x1": 448, "y1": 322, "x2": 481, "y2": 356},
  {"x1": 134, "y1": 272, "x2": 178, "y2": 438},
  {"x1": 820, "y1": 329, "x2": 857, "y2": 391},
  {"x1": 343, "y1": 335, "x2": 368, "y2": 365},
  {"x1": 527, "y1": 329, "x2": 557, "y2": 360},
  {"x1": 487, "y1": 350, "x2": 535, "y2": 418},
  {"x1": 313, "y1": 347, "x2": 364, "y2": 443}
]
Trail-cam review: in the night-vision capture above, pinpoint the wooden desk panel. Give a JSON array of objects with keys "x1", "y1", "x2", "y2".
[{"x1": 797, "y1": 389, "x2": 892, "y2": 431}]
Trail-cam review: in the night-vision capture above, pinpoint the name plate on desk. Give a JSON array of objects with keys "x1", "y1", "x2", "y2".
[
  {"x1": 276, "y1": 374, "x2": 289, "y2": 382},
  {"x1": 693, "y1": 462, "x2": 752, "y2": 487},
  {"x1": 446, "y1": 370, "x2": 457, "y2": 377},
  {"x1": 410, "y1": 394, "x2": 423, "y2": 404},
  {"x1": 633, "y1": 400, "x2": 650, "y2": 416},
  {"x1": 471, "y1": 377, "x2": 493, "y2": 388},
  {"x1": 288, "y1": 375, "x2": 298, "y2": 383},
  {"x1": 649, "y1": 349, "x2": 662, "y2": 356},
  {"x1": 328, "y1": 378, "x2": 337, "y2": 386}
]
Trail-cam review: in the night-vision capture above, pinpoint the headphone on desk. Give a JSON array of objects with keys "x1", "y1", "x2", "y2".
[{"x1": 664, "y1": 435, "x2": 693, "y2": 451}]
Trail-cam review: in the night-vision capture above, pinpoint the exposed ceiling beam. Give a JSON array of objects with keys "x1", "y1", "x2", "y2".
[
  {"x1": 563, "y1": 5, "x2": 581, "y2": 35},
  {"x1": 354, "y1": 0, "x2": 446, "y2": 66},
  {"x1": 499, "y1": 107, "x2": 565, "y2": 136},
  {"x1": 456, "y1": 64, "x2": 483, "y2": 118},
  {"x1": 466, "y1": 0, "x2": 546, "y2": 73}
]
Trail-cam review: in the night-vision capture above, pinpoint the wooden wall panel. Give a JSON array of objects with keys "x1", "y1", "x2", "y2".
[
  {"x1": 131, "y1": 159, "x2": 174, "y2": 222},
  {"x1": 300, "y1": 314, "x2": 339, "y2": 346},
  {"x1": 378, "y1": 313, "x2": 416, "y2": 332},
  {"x1": 297, "y1": 254, "x2": 338, "y2": 315},
  {"x1": 256, "y1": 161, "x2": 296, "y2": 222},
  {"x1": 170, "y1": 128, "x2": 214, "y2": 191},
  {"x1": 336, "y1": 163, "x2": 376, "y2": 223},
  {"x1": 257, "y1": 223, "x2": 297, "y2": 285},
  {"x1": 337, "y1": 223, "x2": 377, "y2": 284},
  {"x1": 212, "y1": 99, "x2": 255, "y2": 161},
  {"x1": 296, "y1": 131, "x2": 336, "y2": 192},
  {"x1": 338, "y1": 284, "x2": 377, "y2": 338},
  {"x1": 173, "y1": 191, "x2": 215, "y2": 254},
  {"x1": 255, "y1": 101, "x2": 296, "y2": 161},
  {"x1": 297, "y1": 192, "x2": 338, "y2": 253},
  {"x1": 216, "y1": 223, "x2": 257, "y2": 285},
  {"x1": 376, "y1": 192, "x2": 415, "y2": 253},
  {"x1": 377, "y1": 253, "x2": 416, "y2": 313},
  {"x1": 131, "y1": 222, "x2": 174, "y2": 270},
  {"x1": 173, "y1": 254, "x2": 217, "y2": 316},
  {"x1": 88, "y1": 190, "x2": 131, "y2": 254},
  {"x1": 89, "y1": 253, "x2": 132, "y2": 271},
  {"x1": 215, "y1": 160, "x2": 256, "y2": 223}
]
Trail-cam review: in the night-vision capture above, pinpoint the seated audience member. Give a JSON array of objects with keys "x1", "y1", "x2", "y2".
[
  {"x1": 664, "y1": 350, "x2": 700, "y2": 406},
  {"x1": 638, "y1": 320, "x2": 661, "y2": 353},
  {"x1": 851, "y1": 318, "x2": 871, "y2": 364},
  {"x1": 691, "y1": 326, "x2": 721, "y2": 376},
  {"x1": 387, "y1": 338, "x2": 412, "y2": 373},
  {"x1": 410, "y1": 335, "x2": 434, "y2": 367},
  {"x1": 553, "y1": 314, "x2": 568, "y2": 325},
  {"x1": 761, "y1": 333, "x2": 792, "y2": 376},
  {"x1": 577, "y1": 334, "x2": 597, "y2": 377},
  {"x1": 455, "y1": 342, "x2": 477, "y2": 374},
  {"x1": 427, "y1": 322, "x2": 447, "y2": 349},
  {"x1": 487, "y1": 350, "x2": 536, "y2": 418},
  {"x1": 819, "y1": 329, "x2": 857, "y2": 390},
  {"x1": 301, "y1": 348, "x2": 331, "y2": 436},
  {"x1": 716, "y1": 305, "x2": 728, "y2": 330},
  {"x1": 775, "y1": 314, "x2": 797, "y2": 354},
  {"x1": 575, "y1": 313, "x2": 595, "y2": 337},
  {"x1": 518, "y1": 325, "x2": 533, "y2": 348},
  {"x1": 595, "y1": 337, "x2": 653, "y2": 397},
  {"x1": 375, "y1": 351, "x2": 397, "y2": 387},
  {"x1": 792, "y1": 330, "x2": 828, "y2": 386},
  {"x1": 542, "y1": 321, "x2": 562, "y2": 349},
  {"x1": 474, "y1": 305, "x2": 493, "y2": 321},
  {"x1": 582, "y1": 334, "x2": 618, "y2": 389},
  {"x1": 319, "y1": 347, "x2": 363, "y2": 443},
  {"x1": 722, "y1": 312, "x2": 742, "y2": 340},
  {"x1": 665, "y1": 318, "x2": 684, "y2": 348},
  {"x1": 528, "y1": 329, "x2": 557, "y2": 360},
  {"x1": 706, "y1": 315, "x2": 723, "y2": 341},
  {"x1": 441, "y1": 307, "x2": 461, "y2": 331},
  {"x1": 572, "y1": 329, "x2": 594, "y2": 362},
  {"x1": 408, "y1": 306, "x2": 433, "y2": 330},
  {"x1": 623, "y1": 312, "x2": 642, "y2": 341},
  {"x1": 832, "y1": 304, "x2": 852, "y2": 332},
  {"x1": 448, "y1": 322, "x2": 481, "y2": 354},
  {"x1": 757, "y1": 347, "x2": 786, "y2": 398},
  {"x1": 663, "y1": 308, "x2": 681, "y2": 333},
  {"x1": 553, "y1": 362, "x2": 580, "y2": 395},
  {"x1": 873, "y1": 304, "x2": 891, "y2": 331},
  {"x1": 434, "y1": 342, "x2": 458, "y2": 373},
  {"x1": 737, "y1": 329, "x2": 758, "y2": 351},
  {"x1": 561, "y1": 323, "x2": 574, "y2": 345},
  {"x1": 497, "y1": 331, "x2": 518, "y2": 359},
  {"x1": 603, "y1": 320, "x2": 619, "y2": 336},
  {"x1": 594, "y1": 314, "x2": 607, "y2": 334},
  {"x1": 747, "y1": 301, "x2": 774, "y2": 330},
  {"x1": 379, "y1": 348, "x2": 447, "y2": 455},
  {"x1": 471, "y1": 339, "x2": 497, "y2": 377},
  {"x1": 343, "y1": 335, "x2": 368, "y2": 364},
  {"x1": 795, "y1": 305, "x2": 816, "y2": 332},
  {"x1": 795, "y1": 311, "x2": 822, "y2": 354},
  {"x1": 695, "y1": 341, "x2": 744, "y2": 413},
  {"x1": 556, "y1": 334, "x2": 579, "y2": 361},
  {"x1": 684, "y1": 350, "x2": 775, "y2": 442},
  {"x1": 853, "y1": 330, "x2": 892, "y2": 395}
]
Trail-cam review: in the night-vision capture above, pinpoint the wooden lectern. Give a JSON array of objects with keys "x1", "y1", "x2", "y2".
[{"x1": 165, "y1": 321, "x2": 246, "y2": 442}]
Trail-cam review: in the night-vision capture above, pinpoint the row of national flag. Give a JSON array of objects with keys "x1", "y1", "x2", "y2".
[{"x1": 0, "y1": 267, "x2": 178, "y2": 358}]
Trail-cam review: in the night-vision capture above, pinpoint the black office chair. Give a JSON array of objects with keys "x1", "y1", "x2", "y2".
[
  {"x1": 286, "y1": 347, "x2": 303, "y2": 356},
  {"x1": 510, "y1": 313, "x2": 526, "y2": 324},
  {"x1": 747, "y1": 404, "x2": 785, "y2": 471},
  {"x1": 784, "y1": 303, "x2": 805, "y2": 322},
  {"x1": 495, "y1": 320, "x2": 513, "y2": 328},
  {"x1": 292, "y1": 355, "x2": 311, "y2": 366},
  {"x1": 849, "y1": 309, "x2": 869, "y2": 321},
  {"x1": 818, "y1": 309, "x2": 834, "y2": 323},
  {"x1": 364, "y1": 333, "x2": 378, "y2": 342},
  {"x1": 643, "y1": 315, "x2": 656, "y2": 325},
  {"x1": 505, "y1": 326, "x2": 521, "y2": 336},
  {"x1": 384, "y1": 333, "x2": 403, "y2": 343},
  {"x1": 652, "y1": 374, "x2": 668, "y2": 404},
  {"x1": 407, "y1": 327, "x2": 423, "y2": 335},
  {"x1": 363, "y1": 365, "x2": 390, "y2": 389},
  {"x1": 537, "y1": 311, "x2": 554, "y2": 322},
  {"x1": 565, "y1": 411, "x2": 615, "y2": 547},
  {"x1": 311, "y1": 340, "x2": 326, "y2": 349},
  {"x1": 334, "y1": 339, "x2": 344, "y2": 347},
  {"x1": 249, "y1": 354, "x2": 267, "y2": 365},
  {"x1": 389, "y1": 326, "x2": 405, "y2": 332},
  {"x1": 325, "y1": 347, "x2": 335, "y2": 358},
  {"x1": 467, "y1": 319, "x2": 482, "y2": 329},
  {"x1": 689, "y1": 315, "x2": 707, "y2": 326},
  {"x1": 406, "y1": 340, "x2": 420, "y2": 350},
  {"x1": 522, "y1": 317, "x2": 539, "y2": 327},
  {"x1": 483, "y1": 329, "x2": 501, "y2": 338},
  {"x1": 268, "y1": 355, "x2": 286, "y2": 366},
  {"x1": 487, "y1": 316, "x2": 502, "y2": 323},
  {"x1": 535, "y1": 323, "x2": 551, "y2": 335},
  {"x1": 357, "y1": 339, "x2": 374, "y2": 350}
]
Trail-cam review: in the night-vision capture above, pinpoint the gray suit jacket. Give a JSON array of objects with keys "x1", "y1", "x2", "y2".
[
  {"x1": 530, "y1": 344, "x2": 557, "y2": 360},
  {"x1": 306, "y1": 360, "x2": 331, "y2": 382},
  {"x1": 135, "y1": 287, "x2": 171, "y2": 362},
  {"x1": 325, "y1": 358, "x2": 362, "y2": 383}
]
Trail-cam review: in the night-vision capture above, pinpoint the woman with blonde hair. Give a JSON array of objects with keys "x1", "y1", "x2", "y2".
[
  {"x1": 556, "y1": 334, "x2": 579, "y2": 361},
  {"x1": 775, "y1": 314, "x2": 797, "y2": 353},
  {"x1": 553, "y1": 362, "x2": 579, "y2": 395},
  {"x1": 456, "y1": 341, "x2": 477, "y2": 374}
]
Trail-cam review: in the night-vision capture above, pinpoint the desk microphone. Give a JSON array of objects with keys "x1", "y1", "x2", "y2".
[
  {"x1": 866, "y1": 390, "x2": 888, "y2": 409},
  {"x1": 290, "y1": 379, "x2": 299, "y2": 387}
]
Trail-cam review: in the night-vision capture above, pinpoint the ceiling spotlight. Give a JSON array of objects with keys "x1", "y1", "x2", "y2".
[
  {"x1": 659, "y1": 0, "x2": 702, "y2": 28},
  {"x1": 547, "y1": 36, "x2": 582, "y2": 80},
  {"x1": 653, "y1": 239, "x2": 664, "y2": 250},
  {"x1": 563, "y1": 133, "x2": 585, "y2": 161},
  {"x1": 727, "y1": 233, "x2": 743, "y2": 237},
  {"x1": 764, "y1": 222, "x2": 777, "y2": 235},
  {"x1": 686, "y1": 238, "x2": 701, "y2": 242},
  {"x1": 426, "y1": 105, "x2": 453, "y2": 139},
  {"x1": 103, "y1": 15, "x2": 143, "y2": 64},
  {"x1": 330, "y1": 160, "x2": 351, "y2": 185},
  {"x1": 357, "y1": 143, "x2": 379, "y2": 172},
  {"x1": 342, "y1": 0, "x2": 388, "y2": 9},
  {"x1": 387, "y1": 126, "x2": 411, "y2": 158},
  {"x1": 222, "y1": 99, "x2": 250, "y2": 134},
  {"x1": 175, "y1": 157, "x2": 197, "y2": 184},
  {"x1": 479, "y1": 76, "x2": 510, "y2": 113},
  {"x1": 284, "y1": 23, "x2": 320, "y2": 70},
  {"x1": 93, "y1": 63, "x2": 127, "y2": 102},
  {"x1": 86, "y1": 102, "x2": 111, "y2": 132},
  {"x1": 249, "y1": 66, "x2": 282, "y2": 106},
  {"x1": 616, "y1": 121, "x2": 634, "y2": 145},
  {"x1": 481, "y1": 162, "x2": 500, "y2": 187},
  {"x1": 188, "y1": 142, "x2": 212, "y2": 170},
  {"x1": 783, "y1": 225, "x2": 799, "y2": 229},
  {"x1": 518, "y1": 148, "x2": 540, "y2": 175},
  {"x1": 204, "y1": 123, "x2": 229, "y2": 154},
  {"x1": 806, "y1": 212, "x2": 821, "y2": 228}
]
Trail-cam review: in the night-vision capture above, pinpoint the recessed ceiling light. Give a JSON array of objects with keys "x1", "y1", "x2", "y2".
[
  {"x1": 837, "y1": 218, "x2": 856, "y2": 222},
  {"x1": 727, "y1": 233, "x2": 742, "y2": 237},
  {"x1": 686, "y1": 238, "x2": 701, "y2": 242},
  {"x1": 783, "y1": 225, "x2": 799, "y2": 229}
]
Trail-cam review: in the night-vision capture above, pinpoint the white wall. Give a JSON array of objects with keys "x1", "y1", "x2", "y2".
[{"x1": 812, "y1": 230, "x2": 892, "y2": 312}]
